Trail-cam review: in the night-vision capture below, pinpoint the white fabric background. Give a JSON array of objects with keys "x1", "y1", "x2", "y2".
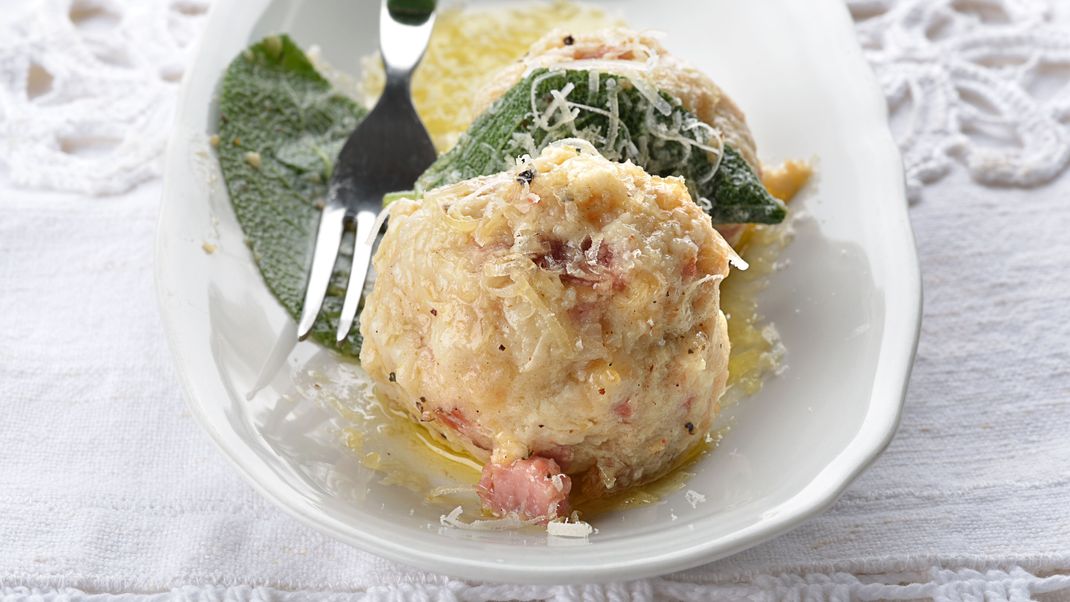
[{"x1": 2, "y1": 0, "x2": 1070, "y2": 600}]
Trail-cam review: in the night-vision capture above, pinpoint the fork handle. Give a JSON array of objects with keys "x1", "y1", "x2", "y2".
[{"x1": 379, "y1": 0, "x2": 435, "y2": 80}]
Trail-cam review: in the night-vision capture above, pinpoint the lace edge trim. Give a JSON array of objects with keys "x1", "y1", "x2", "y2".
[{"x1": 2, "y1": 566, "x2": 1070, "y2": 602}]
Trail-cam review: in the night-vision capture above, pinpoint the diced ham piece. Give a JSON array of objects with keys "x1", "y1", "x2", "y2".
[
  {"x1": 477, "y1": 457, "x2": 571, "y2": 523},
  {"x1": 434, "y1": 407, "x2": 492, "y2": 451}
]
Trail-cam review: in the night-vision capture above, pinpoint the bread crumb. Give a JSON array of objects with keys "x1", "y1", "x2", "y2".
[
  {"x1": 201, "y1": 242, "x2": 217, "y2": 255},
  {"x1": 209, "y1": 134, "x2": 220, "y2": 148},
  {"x1": 685, "y1": 489, "x2": 706, "y2": 508},
  {"x1": 244, "y1": 151, "x2": 262, "y2": 169}
]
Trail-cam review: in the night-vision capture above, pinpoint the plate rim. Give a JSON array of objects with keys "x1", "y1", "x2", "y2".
[{"x1": 156, "y1": 0, "x2": 922, "y2": 584}]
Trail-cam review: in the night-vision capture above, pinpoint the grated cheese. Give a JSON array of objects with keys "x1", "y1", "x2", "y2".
[
  {"x1": 525, "y1": 71, "x2": 723, "y2": 197},
  {"x1": 427, "y1": 485, "x2": 477, "y2": 499},
  {"x1": 605, "y1": 79, "x2": 620, "y2": 153},
  {"x1": 547, "y1": 519, "x2": 594, "y2": 538},
  {"x1": 367, "y1": 204, "x2": 394, "y2": 245},
  {"x1": 550, "y1": 472, "x2": 567, "y2": 492},
  {"x1": 439, "y1": 506, "x2": 540, "y2": 531}
]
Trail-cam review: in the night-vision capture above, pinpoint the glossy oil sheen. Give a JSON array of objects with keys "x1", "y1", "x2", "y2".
[{"x1": 156, "y1": 0, "x2": 921, "y2": 584}]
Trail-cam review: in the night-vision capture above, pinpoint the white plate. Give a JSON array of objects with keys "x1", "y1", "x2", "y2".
[{"x1": 156, "y1": 0, "x2": 921, "y2": 584}]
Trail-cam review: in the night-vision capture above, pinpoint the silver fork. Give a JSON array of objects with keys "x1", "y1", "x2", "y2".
[{"x1": 297, "y1": 0, "x2": 437, "y2": 343}]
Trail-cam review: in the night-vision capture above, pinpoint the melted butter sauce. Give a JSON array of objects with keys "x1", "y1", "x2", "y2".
[
  {"x1": 721, "y1": 160, "x2": 812, "y2": 404},
  {"x1": 332, "y1": 2, "x2": 811, "y2": 519},
  {"x1": 333, "y1": 389, "x2": 482, "y2": 492},
  {"x1": 571, "y1": 430, "x2": 721, "y2": 517}
]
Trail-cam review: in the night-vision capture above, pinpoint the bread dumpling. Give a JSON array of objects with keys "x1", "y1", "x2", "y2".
[
  {"x1": 475, "y1": 27, "x2": 760, "y2": 174},
  {"x1": 359, "y1": 142, "x2": 738, "y2": 521}
]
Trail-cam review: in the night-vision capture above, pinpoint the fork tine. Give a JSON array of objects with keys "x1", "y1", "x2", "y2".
[
  {"x1": 297, "y1": 204, "x2": 347, "y2": 340},
  {"x1": 336, "y1": 209, "x2": 378, "y2": 343}
]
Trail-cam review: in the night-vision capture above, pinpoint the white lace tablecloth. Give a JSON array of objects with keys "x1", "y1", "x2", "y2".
[{"x1": 2, "y1": 0, "x2": 1070, "y2": 600}]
